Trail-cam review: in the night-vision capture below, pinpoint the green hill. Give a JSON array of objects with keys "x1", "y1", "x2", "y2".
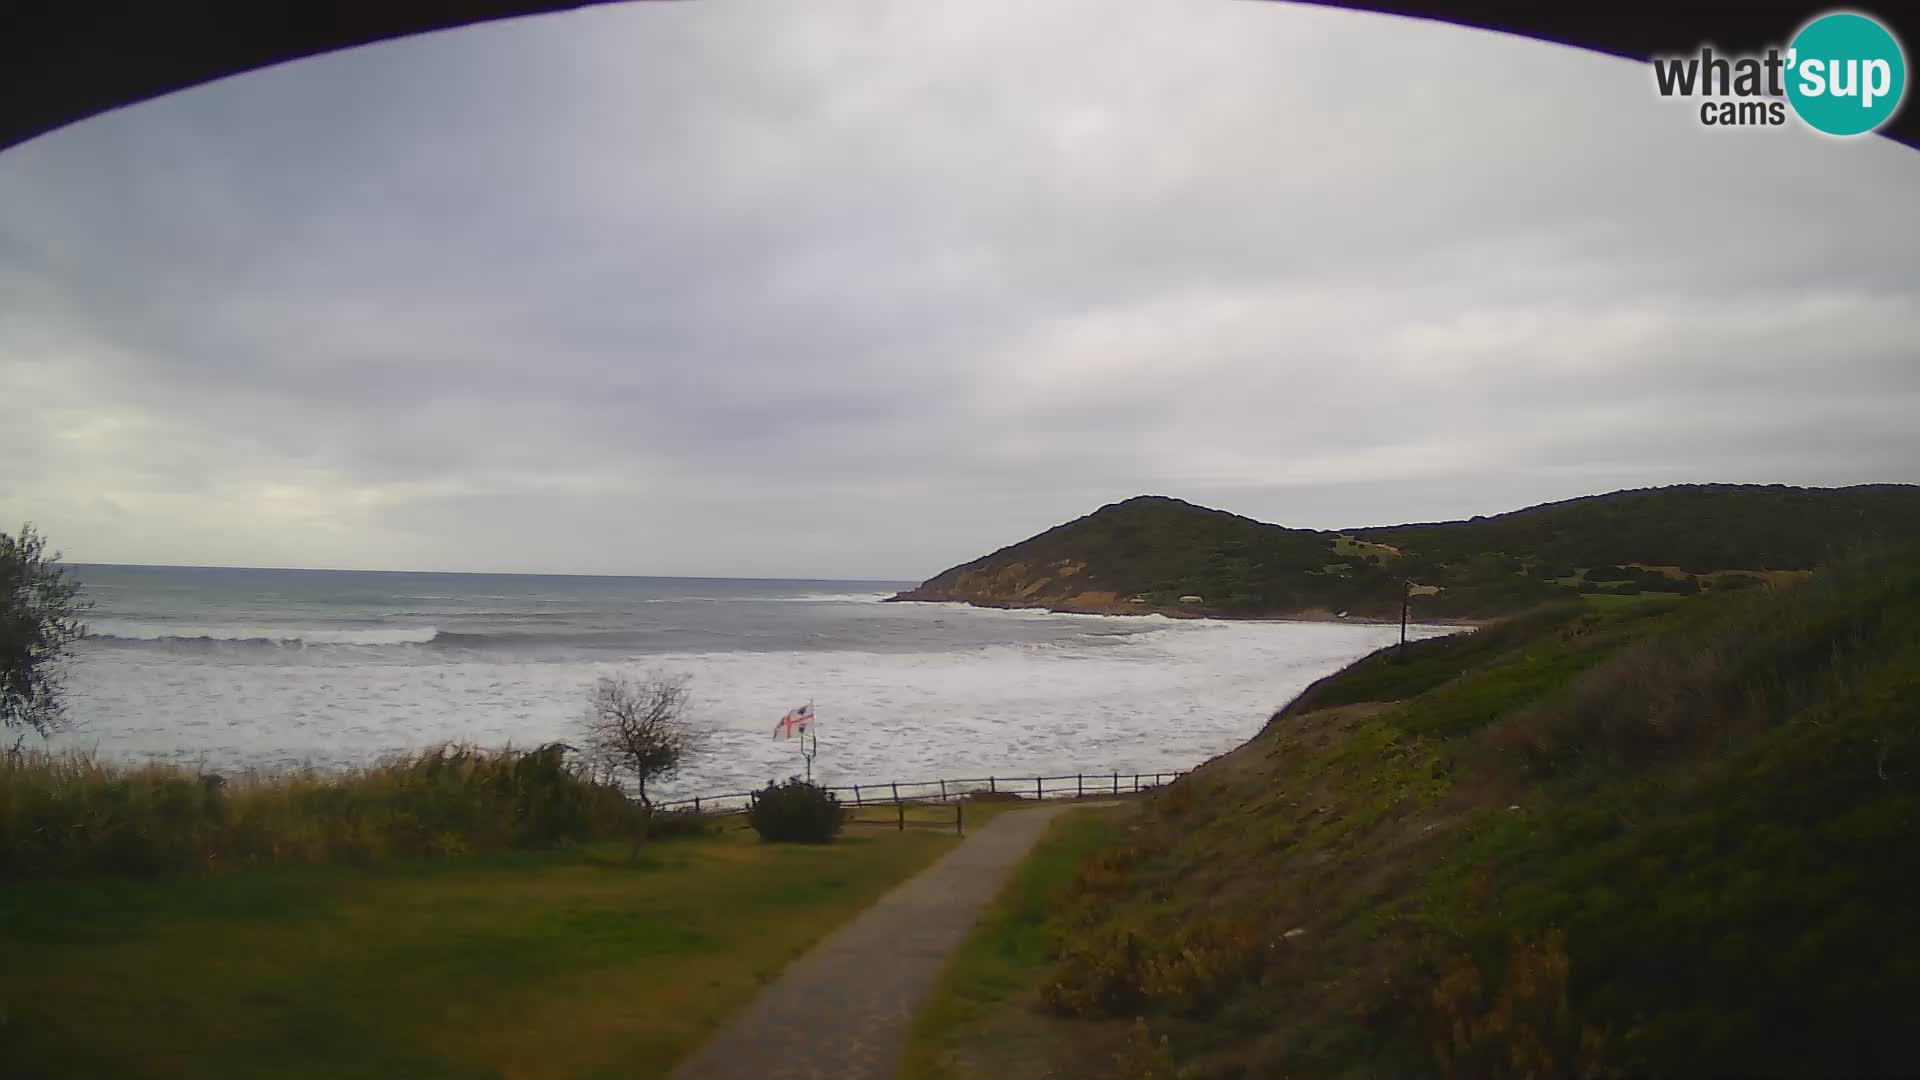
[
  {"x1": 889, "y1": 495, "x2": 1391, "y2": 616},
  {"x1": 940, "y1": 546, "x2": 1920, "y2": 1079},
  {"x1": 888, "y1": 484, "x2": 1920, "y2": 620}
]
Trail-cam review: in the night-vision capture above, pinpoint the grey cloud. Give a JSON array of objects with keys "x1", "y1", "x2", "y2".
[{"x1": 2, "y1": 0, "x2": 1918, "y2": 577}]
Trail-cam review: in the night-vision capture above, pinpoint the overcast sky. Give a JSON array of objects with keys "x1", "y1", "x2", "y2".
[{"x1": 2, "y1": 0, "x2": 1917, "y2": 580}]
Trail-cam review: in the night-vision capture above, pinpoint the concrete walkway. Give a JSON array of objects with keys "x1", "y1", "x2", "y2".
[{"x1": 668, "y1": 802, "x2": 1099, "y2": 1080}]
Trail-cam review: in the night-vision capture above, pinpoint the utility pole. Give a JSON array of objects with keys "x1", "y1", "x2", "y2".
[{"x1": 1398, "y1": 577, "x2": 1411, "y2": 662}]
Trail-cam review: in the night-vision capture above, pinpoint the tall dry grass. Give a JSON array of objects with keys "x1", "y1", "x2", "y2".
[{"x1": 0, "y1": 742, "x2": 637, "y2": 877}]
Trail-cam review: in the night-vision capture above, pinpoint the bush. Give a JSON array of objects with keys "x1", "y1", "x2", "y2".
[
  {"x1": 2, "y1": 523, "x2": 91, "y2": 738},
  {"x1": 747, "y1": 777, "x2": 842, "y2": 843}
]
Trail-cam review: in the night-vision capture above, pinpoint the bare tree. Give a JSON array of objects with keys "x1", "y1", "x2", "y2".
[
  {"x1": 579, "y1": 671, "x2": 706, "y2": 845},
  {"x1": 2, "y1": 524, "x2": 91, "y2": 742}
]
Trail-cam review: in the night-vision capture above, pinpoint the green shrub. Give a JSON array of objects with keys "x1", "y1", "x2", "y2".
[{"x1": 747, "y1": 777, "x2": 842, "y2": 844}]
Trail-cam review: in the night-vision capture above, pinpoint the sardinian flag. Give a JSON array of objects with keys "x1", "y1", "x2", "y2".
[{"x1": 775, "y1": 702, "x2": 815, "y2": 740}]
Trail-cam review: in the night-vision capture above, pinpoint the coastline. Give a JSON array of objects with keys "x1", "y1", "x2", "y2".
[{"x1": 881, "y1": 592, "x2": 1485, "y2": 629}]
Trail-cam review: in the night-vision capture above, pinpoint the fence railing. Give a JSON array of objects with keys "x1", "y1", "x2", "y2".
[{"x1": 653, "y1": 769, "x2": 1187, "y2": 817}]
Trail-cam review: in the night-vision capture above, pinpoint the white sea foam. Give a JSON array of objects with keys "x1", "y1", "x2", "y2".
[{"x1": 57, "y1": 616, "x2": 1456, "y2": 799}]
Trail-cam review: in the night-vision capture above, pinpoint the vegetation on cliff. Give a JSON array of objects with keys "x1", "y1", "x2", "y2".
[
  {"x1": 891, "y1": 495, "x2": 1398, "y2": 616},
  {"x1": 890, "y1": 484, "x2": 1920, "y2": 620},
  {"x1": 920, "y1": 545, "x2": 1920, "y2": 1079}
]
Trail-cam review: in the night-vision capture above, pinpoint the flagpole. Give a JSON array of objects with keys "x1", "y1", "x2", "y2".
[{"x1": 805, "y1": 702, "x2": 816, "y2": 784}]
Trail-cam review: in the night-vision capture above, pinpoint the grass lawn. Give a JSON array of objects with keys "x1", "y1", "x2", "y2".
[
  {"x1": 0, "y1": 821, "x2": 965, "y2": 1080},
  {"x1": 898, "y1": 804, "x2": 1124, "y2": 1080}
]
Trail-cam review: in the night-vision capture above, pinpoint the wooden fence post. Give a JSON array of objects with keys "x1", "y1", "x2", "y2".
[
  {"x1": 892, "y1": 781, "x2": 900, "y2": 804},
  {"x1": 854, "y1": 785, "x2": 862, "y2": 806},
  {"x1": 693, "y1": 796, "x2": 701, "y2": 814},
  {"x1": 1036, "y1": 776, "x2": 1043, "y2": 800},
  {"x1": 990, "y1": 775, "x2": 996, "y2": 793},
  {"x1": 1113, "y1": 771, "x2": 1119, "y2": 795},
  {"x1": 1077, "y1": 774, "x2": 1084, "y2": 798},
  {"x1": 1133, "y1": 773, "x2": 1140, "y2": 792},
  {"x1": 939, "y1": 778, "x2": 948, "y2": 801},
  {"x1": 897, "y1": 801, "x2": 905, "y2": 831}
]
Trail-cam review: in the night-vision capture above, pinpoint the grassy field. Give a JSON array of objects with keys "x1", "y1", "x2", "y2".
[
  {"x1": 898, "y1": 805, "x2": 1124, "y2": 1080},
  {"x1": 1, "y1": 822, "x2": 965, "y2": 1080}
]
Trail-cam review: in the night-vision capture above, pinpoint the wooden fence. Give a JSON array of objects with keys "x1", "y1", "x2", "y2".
[{"x1": 654, "y1": 769, "x2": 1187, "y2": 819}]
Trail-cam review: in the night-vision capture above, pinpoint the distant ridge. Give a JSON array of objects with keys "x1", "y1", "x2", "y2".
[{"x1": 888, "y1": 483, "x2": 1920, "y2": 620}]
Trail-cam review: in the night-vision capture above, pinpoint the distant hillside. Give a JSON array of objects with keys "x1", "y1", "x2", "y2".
[
  {"x1": 888, "y1": 484, "x2": 1920, "y2": 620},
  {"x1": 888, "y1": 495, "x2": 1388, "y2": 617},
  {"x1": 1359, "y1": 483, "x2": 1920, "y2": 574}
]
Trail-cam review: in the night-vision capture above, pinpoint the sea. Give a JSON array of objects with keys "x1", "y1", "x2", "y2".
[{"x1": 53, "y1": 564, "x2": 1459, "y2": 801}]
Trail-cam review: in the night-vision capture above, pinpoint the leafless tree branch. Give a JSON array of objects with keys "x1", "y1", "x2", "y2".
[{"x1": 578, "y1": 671, "x2": 707, "y2": 815}]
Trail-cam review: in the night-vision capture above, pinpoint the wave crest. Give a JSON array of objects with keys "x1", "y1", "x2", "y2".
[{"x1": 89, "y1": 623, "x2": 440, "y2": 648}]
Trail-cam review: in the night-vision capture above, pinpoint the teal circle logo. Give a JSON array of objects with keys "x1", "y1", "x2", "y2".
[{"x1": 1786, "y1": 11, "x2": 1908, "y2": 136}]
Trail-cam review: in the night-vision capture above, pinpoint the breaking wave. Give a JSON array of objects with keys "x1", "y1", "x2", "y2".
[{"x1": 88, "y1": 623, "x2": 441, "y2": 648}]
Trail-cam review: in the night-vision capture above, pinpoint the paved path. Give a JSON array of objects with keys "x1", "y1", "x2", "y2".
[{"x1": 668, "y1": 802, "x2": 1101, "y2": 1080}]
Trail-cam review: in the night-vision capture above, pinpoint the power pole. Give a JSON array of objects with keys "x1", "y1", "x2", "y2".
[{"x1": 1398, "y1": 578, "x2": 1410, "y2": 662}]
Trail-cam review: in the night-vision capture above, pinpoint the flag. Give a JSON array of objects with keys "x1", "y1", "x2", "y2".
[{"x1": 774, "y1": 702, "x2": 815, "y2": 740}]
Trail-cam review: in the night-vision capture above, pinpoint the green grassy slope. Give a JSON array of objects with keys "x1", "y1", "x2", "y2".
[
  {"x1": 995, "y1": 548, "x2": 1920, "y2": 1078},
  {"x1": 890, "y1": 484, "x2": 1920, "y2": 621}
]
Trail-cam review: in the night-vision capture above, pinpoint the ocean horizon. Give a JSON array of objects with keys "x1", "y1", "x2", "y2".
[{"x1": 53, "y1": 563, "x2": 1457, "y2": 799}]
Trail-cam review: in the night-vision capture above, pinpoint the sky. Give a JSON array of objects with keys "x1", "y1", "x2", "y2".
[{"x1": 2, "y1": 0, "x2": 1917, "y2": 580}]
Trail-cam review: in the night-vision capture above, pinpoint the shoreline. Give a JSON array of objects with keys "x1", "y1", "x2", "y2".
[{"x1": 882, "y1": 593, "x2": 1485, "y2": 629}]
